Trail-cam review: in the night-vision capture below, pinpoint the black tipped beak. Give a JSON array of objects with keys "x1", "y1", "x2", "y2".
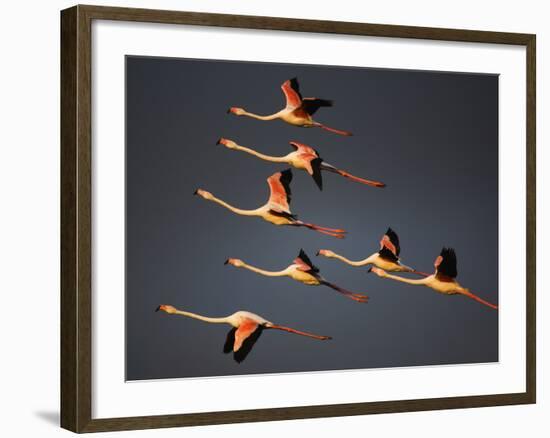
[
  {"x1": 216, "y1": 138, "x2": 222, "y2": 145},
  {"x1": 224, "y1": 259, "x2": 229, "y2": 265},
  {"x1": 316, "y1": 251, "x2": 320, "y2": 256},
  {"x1": 193, "y1": 189, "x2": 198, "y2": 195},
  {"x1": 226, "y1": 108, "x2": 231, "y2": 114},
  {"x1": 367, "y1": 267, "x2": 372, "y2": 273},
  {"x1": 155, "y1": 306, "x2": 161, "y2": 312}
]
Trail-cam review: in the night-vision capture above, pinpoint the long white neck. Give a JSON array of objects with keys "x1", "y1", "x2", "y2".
[
  {"x1": 330, "y1": 252, "x2": 375, "y2": 267},
  {"x1": 240, "y1": 262, "x2": 291, "y2": 277},
  {"x1": 233, "y1": 143, "x2": 289, "y2": 163},
  {"x1": 383, "y1": 273, "x2": 430, "y2": 286},
  {"x1": 242, "y1": 110, "x2": 282, "y2": 121},
  {"x1": 173, "y1": 309, "x2": 229, "y2": 324},
  {"x1": 208, "y1": 195, "x2": 261, "y2": 216}
]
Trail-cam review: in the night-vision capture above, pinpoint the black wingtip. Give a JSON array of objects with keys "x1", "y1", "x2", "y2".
[{"x1": 155, "y1": 305, "x2": 161, "y2": 312}]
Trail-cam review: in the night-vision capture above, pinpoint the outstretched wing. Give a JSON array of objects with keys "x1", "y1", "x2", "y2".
[
  {"x1": 223, "y1": 327, "x2": 237, "y2": 354},
  {"x1": 378, "y1": 227, "x2": 400, "y2": 262},
  {"x1": 293, "y1": 249, "x2": 320, "y2": 273},
  {"x1": 302, "y1": 97, "x2": 333, "y2": 115},
  {"x1": 289, "y1": 141, "x2": 318, "y2": 156},
  {"x1": 435, "y1": 247, "x2": 458, "y2": 278},
  {"x1": 267, "y1": 169, "x2": 292, "y2": 212},
  {"x1": 309, "y1": 158, "x2": 324, "y2": 191},
  {"x1": 234, "y1": 320, "x2": 261, "y2": 352},
  {"x1": 281, "y1": 78, "x2": 303, "y2": 109},
  {"x1": 233, "y1": 325, "x2": 263, "y2": 363}
]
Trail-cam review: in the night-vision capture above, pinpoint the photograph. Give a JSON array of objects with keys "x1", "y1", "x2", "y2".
[{"x1": 125, "y1": 55, "x2": 499, "y2": 381}]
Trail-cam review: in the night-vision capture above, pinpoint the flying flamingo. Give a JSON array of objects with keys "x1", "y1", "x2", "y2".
[
  {"x1": 228, "y1": 77, "x2": 352, "y2": 136},
  {"x1": 318, "y1": 228, "x2": 428, "y2": 276},
  {"x1": 156, "y1": 304, "x2": 331, "y2": 363},
  {"x1": 217, "y1": 138, "x2": 385, "y2": 190},
  {"x1": 225, "y1": 249, "x2": 369, "y2": 303},
  {"x1": 369, "y1": 247, "x2": 498, "y2": 310},
  {"x1": 194, "y1": 169, "x2": 347, "y2": 238}
]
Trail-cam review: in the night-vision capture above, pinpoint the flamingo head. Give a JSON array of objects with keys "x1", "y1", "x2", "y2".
[
  {"x1": 227, "y1": 107, "x2": 245, "y2": 116},
  {"x1": 194, "y1": 189, "x2": 214, "y2": 200},
  {"x1": 216, "y1": 137, "x2": 237, "y2": 149},
  {"x1": 156, "y1": 304, "x2": 177, "y2": 314},
  {"x1": 224, "y1": 258, "x2": 244, "y2": 268},
  {"x1": 317, "y1": 249, "x2": 335, "y2": 258},
  {"x1": 369, "y1": 267, "x2": 388, "y2": 278}
]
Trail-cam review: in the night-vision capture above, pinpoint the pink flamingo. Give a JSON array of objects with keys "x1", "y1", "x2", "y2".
[
  {"x1": 195, "y1": 169, "x2": 347, "y2": 238},
  {"x1": 369, "y1": 247, "x2": 498, "y2": 310},
  {"x1": 228, "y1": 78, "x2": 352, "y2": 136},
  {"x1": 156, "y1": 305, "x2": 331, "y2": 363},
  {"x1": 217, "y1": 138, "x2": 385, "y2": 190}
]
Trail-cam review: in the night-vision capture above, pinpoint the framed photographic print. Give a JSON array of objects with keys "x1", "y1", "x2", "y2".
[{"x1": 60, "y1": 4, "x2": 536, "y2": 433}]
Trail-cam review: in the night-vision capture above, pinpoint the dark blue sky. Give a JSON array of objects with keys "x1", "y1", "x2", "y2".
[{"x1": 126, "y1": 56, "x2": 498, "y2": 380}]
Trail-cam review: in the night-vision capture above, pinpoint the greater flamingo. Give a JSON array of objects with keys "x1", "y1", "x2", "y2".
[
  {"x1": 228, "y1": 78, "x2": 352, "y2": 136},
  {"x1": 217, "y1": 138, "x2": 385, "y2": 190},
  {"x1": 194, "y1": 169, "x2": 347, "y2": 238},
  {"x1": 369, "y1": 247, "x2": 498, "y2": 310},
  {"x1": 318, "y1": 228, "x2": 428, "y2": 275},
  {"x1": 225, "y1": 249, "x2": 369, "y2": 303},
  {"x1": 156, "y1": 304, "x2": 331, "y2": 363}
]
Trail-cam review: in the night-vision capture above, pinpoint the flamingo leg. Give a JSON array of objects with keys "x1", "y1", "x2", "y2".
[
  {"x1": 321, "y1": 163, "x2": 385, "y2": 188},
  {"x1": 321, "y1": 281, "x2": 369, "y2": 303},
  {"x1": 300, "y1": 224, "x2": 346, "y2": 239},
  {"x1": 316, "y1": 123, "x2": 353, "y2": 136},
  {"x1": 335, "y1": 169, "x2": 385, "y2": 187},
  {"x1": 409, "y1": 270, "x2": 431, "y2": 277},
  {"x1": 267, "y1": 324, "x2": 332, "y2": 340},
  {"x1": 459, "y1": 290, "x2": 499, "y2": 310},
  {"x1": 293, "y1": 221, "x2": 347, "y2": 239}
]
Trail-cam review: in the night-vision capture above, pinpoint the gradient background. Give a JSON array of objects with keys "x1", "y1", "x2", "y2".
[{"x1": 126, "y1": 56, "x2": 498, "y2": 381}]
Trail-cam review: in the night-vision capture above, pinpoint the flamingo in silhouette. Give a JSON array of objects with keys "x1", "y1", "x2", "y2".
[
  {"x1": 194, "y1": 169, "x2": 346, "y2": 238},
  {"x1": 228, "y1": 78, "x2": 352, "y2": 136},
  {"x1": 318, "y1": 228, "x2": 428, "y2": 276},
  {"x1": 369, "y1": 247, "x2": 498, "y2": 310},
  {"x1": 156, "y1": 304, "x2": 331, "y2": 363},
  {"x1": 225, "y1": 249, "x2": 369, "y2": 303},
  {"x1": 217, "y1": 138, "x2": 385, "y2": 190}
]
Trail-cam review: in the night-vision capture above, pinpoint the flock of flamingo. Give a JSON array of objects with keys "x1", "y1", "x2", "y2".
[{"x1": 156, "y1": 77, "x2": 498, "y2": 364}]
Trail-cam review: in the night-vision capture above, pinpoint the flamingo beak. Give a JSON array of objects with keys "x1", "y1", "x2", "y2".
[
  {"x1": 367, "y1": 267, "x2": 372, "y2": 273},
  {"x1": 315, "y1": 251, "x2": 320, "y2": 256},
  {"x1": 193, "y1": 189, "x2": 198, "y2": 195},
  {"x1": 224, "y1": 259, "x2": 229, "y2": 265},
  {"x1": 155, "y1": 305, "x2": 162, "y2": 312},
  {"x1": 216, "y1": 138, "x2": 222, "y2": 145},
  {"x1": 226, "y1": 108, "x2": 231, "y2": 114}
]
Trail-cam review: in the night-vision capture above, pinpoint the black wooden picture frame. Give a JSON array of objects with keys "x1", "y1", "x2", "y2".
[{"x1": 61, "y1": 4, "x2": 536, "y2": 433}]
